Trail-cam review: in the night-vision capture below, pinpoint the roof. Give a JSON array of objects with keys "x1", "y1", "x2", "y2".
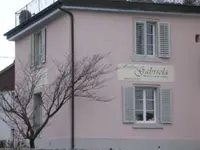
[
  {"x1": 4, "y1": 0, "x2": 200, "y2": 39},
  {"x1": 0, "y1": 62, "x2": 14, "y2": 76},
  {"x1": 0, "y1": 62, "x2": 15, "y2": 91}
]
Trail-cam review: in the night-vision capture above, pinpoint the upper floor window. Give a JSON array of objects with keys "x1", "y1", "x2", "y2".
[
  {"x1": 136, "y1": 22, "x2": 156, "y2": 56},
  {"x1": 30, "y1": 28, "x2": 46, "y2": 67},
  {"x1": 135, "y1": 21, "x2": 171, "y2": 59}
]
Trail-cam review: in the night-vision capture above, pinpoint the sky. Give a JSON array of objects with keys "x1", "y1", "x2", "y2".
[{"x1": 0, "y1": 0, "x2": 29, "y2": 71}]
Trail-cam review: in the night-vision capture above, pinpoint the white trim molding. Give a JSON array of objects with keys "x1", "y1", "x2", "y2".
[{"x1": 62, "y1": 6, "x2": 200, "y2": 17}]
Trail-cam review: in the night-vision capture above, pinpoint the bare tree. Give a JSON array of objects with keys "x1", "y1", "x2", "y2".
[
  {"x1": 183, "y1": 0, "x2": 200, "y2": 5},
  {"x1": 0, "y1": 53, "x2": 112, "y2": 148},
  {"x1": 4, "y1": 137, "x2": 29, "y2": 148}
]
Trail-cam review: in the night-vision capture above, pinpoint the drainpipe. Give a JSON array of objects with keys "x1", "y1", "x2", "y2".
[{"x1": 59, "y1": 7, "x2": 75, "y2": 149}]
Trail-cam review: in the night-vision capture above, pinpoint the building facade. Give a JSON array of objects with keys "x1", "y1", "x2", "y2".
[{"x1": 4, "y1": 0, "x2": 200, "y2": 149}]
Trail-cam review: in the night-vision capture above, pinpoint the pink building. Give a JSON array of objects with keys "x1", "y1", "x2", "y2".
[{"x1": 4, "y1": 0, "x2": 200, "y2": 149}]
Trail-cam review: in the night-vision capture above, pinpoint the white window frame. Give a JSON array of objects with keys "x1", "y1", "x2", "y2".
[
  {"x1": 135, "y1": 21, "x2": 156, "y2": 57},
  {"x1": 135, "y1": 87, "x2": 157, "y2": 124}
]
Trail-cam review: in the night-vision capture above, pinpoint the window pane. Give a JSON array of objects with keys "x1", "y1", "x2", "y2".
[
  {"x1": 146, "y1": 111, "x2": 155, "y2": 121},
  {"x1": 146, "y1": 88, "x2": 154, "y2": 99},
  {"x1": 136, "y1": 111, "x2": 143, "y2": 121},
  {"x1": 136, "y1": 45, "x2": 145, "y2": 55},
  {"x1": 147, "y1": 23, "x2": 154, "y2": 34},
  {"x1": 135, "y1": 88, "x2": 143, "y2": 99},
  {"x1": 136, "y1": 23, "x2": 145, "y2": 55},
  {"x1": 33, "y1": 93, "x2": 42, "y2": 128},
  {"x1": 39, "y1": 34, "x2": 42, "y2": 63},
  {"x1": 34, "y1": 32, "x2": 42, "y2": 65},
  {"x1": 147, "y1": 34, "x2": 153, "y2": 45},
  {"x1": 146, "y1": 23, "x2": 154, "y2": 56},
  {"x1": 147, "y1": 45, "x2": 153, "y2": 55},
  {"x1": 146, "y1": 100, "x2": 154, "y2": 111},
  {"x1": 135, "y1": 100, "x2": 143, "y2": 110}
]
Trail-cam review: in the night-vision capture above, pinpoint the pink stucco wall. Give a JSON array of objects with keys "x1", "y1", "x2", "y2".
[{"x1": 15, "y1": 11, "x2": 200, "y2": 141}]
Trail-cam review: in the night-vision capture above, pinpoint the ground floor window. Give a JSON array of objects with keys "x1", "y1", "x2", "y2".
[{"x1": 135, "y1": 87, "x2": 156, "y2": 123}]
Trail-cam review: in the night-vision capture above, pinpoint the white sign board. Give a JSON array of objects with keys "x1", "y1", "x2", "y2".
[{"x1": 117, "y1": 64, "x2": 174, "y2": 82}]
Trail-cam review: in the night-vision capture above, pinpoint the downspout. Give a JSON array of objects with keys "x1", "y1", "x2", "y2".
[{"x1": 59, "y1": 7, "x2": 75, "y2": 149}]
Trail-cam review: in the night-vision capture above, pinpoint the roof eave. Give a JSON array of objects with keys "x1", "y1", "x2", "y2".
[
  {"x1": 4, "y1": 0, "x2": 63, "y2": 40},
  {"x1": 4, "y1": 0, "x2": 200, "y2": 41}
]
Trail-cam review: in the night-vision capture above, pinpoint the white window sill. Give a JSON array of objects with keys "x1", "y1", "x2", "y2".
[
  {"x1": 133, "y1": 123, "x2": 163, "y2": 129},
  {"x1": 35, "y1": 63, "x2": 44, "y2": 69},
  {"x1": 130, "y1": 55, "x2": 162, "y2": 63},
  {"x1": 30, "y1": 63, "x2": 46, "y2": 72}
]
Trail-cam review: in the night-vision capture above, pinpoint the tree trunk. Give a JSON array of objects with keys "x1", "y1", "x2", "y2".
[{"x1": 29, "y1": 139, "x2": 35, "y2": 148}]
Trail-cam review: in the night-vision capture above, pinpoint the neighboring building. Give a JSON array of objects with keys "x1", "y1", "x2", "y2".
[
  {"x1": 4, "y1": 0, "x2": 200, "y2": 149},
  {"x1": 0, "y1": 63, "x2": 15, "y2": 91},
  {"x1": 0, "y1": 63, "x2": 14, "y2": 144}
]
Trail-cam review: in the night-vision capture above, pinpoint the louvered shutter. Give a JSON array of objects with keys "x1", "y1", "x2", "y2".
[
  {"x1": 156, "y1": 88, "x2": 161, "y2": 123},
  {"x1": 158, "y1": 22, "x2": 171, "y2": 58},
  {"x1": 160, "y1": 89, "x2": 172, "y2": 124},
  {"x1": 30, "y1": 35, "x2": 35, "y2": 66},
  {"x1": 136, "y1": 22, "x2": 145, "y2": 55},
  {"x1": 40, "y1": 28, "x2": 46, "y2": 63},
  {"x1": 122, "y1": 86, "x2": 134, "y2": 124}
]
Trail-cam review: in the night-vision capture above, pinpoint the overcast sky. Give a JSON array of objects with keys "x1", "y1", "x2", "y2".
[{"x1": 0, "y1": 0, "x2": 29, "y2": 71}]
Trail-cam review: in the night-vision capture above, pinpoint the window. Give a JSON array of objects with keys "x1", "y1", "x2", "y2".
[
  {"x1": 135, "y1": 87, "x2": 156, "y2": 123},
  {"x1": 122, "y1": 86, "x2": 172, "y2": 126},
  {"x1": 135, "y1": 21, "x2": 171, "y2": 58},
  {"x1": 136, "y1": 22, "x2": 156, "y2": 56},
  {"x1": 31, "y1": 29, "x2": 46, "y2": 66},
  {"x1": 33, "y1": 93, "x2": 42, "y2": 130},
  {"x1": 34, "y1": 31, "x2": 42, "y2": 65}
]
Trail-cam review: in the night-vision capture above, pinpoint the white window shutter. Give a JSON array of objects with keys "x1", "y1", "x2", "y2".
[
  {"x1": 122, "y1": 86, "x2": 135, "y2": 124},
  {"x1": 160, "y1": 89, "x2": 172, "y2": 124},
  {"x1": 41, "y1": 28, "x2": 46, "y2": 63},
  {"x1": 30, "y1": 35, "x2": 35, "y2": 66},
  {"x1": 156, "y1": 88, "x2": 161, "y2": 123},
  {"x1": 135, "y1": 21, "x2": 145, "y2": 55},
  {"x1": 158, "y1": 22, "x2": 171, "y2": 58}
]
